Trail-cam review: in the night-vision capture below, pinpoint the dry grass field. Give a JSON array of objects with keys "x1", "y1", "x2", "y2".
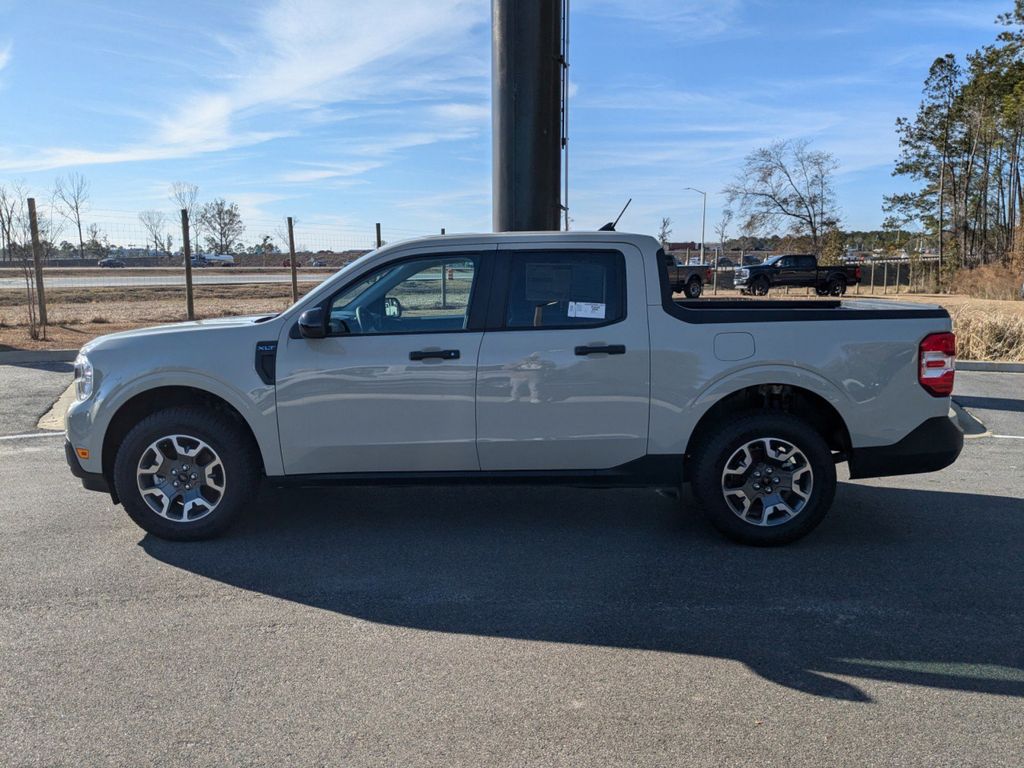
[{"x1": 2, "y1": 280, "x2": 1022, "y2": 360}]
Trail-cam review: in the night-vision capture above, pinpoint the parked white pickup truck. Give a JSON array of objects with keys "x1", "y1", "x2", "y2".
[{"x1": 65, "y1": 232, "x2": 962, "y2": 545}]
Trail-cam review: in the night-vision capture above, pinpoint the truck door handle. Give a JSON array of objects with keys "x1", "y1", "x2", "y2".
[
  {"x1": 574, "y1": 344, "x2": 626, "y2": 356},
  {"x1": 409, "y1": 349, "x2": 460, "y2": 361}
]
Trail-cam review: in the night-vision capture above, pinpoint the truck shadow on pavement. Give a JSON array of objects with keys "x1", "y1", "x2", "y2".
[{"x1": 141, "y1": 482, "x2": 1024, "y2": 703}]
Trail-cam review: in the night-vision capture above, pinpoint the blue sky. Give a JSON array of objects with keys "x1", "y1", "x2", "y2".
[{"x1": 0, "y1": 0, "x2": 1011, "y2": 247}]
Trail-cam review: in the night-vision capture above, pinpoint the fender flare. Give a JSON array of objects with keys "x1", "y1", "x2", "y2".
[
  {"x1": 687, "y1": 363, "x2": 854, "y2": 441},
  {"x1": 96, "y1": 370, "x2": 282, "y2": 476}
]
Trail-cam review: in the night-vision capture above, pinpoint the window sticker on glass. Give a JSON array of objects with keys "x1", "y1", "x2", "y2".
[{"x1": 568, "y1": 301, "x2": 605, "y2": 319}]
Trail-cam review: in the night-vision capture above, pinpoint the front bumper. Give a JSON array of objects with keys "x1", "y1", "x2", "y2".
[
  {"x1": 64, "y1": 439, "x2": 114, "y2": 497},
  {"x1": 847, "y1": 411, "x2": 964, "y2": 480}
]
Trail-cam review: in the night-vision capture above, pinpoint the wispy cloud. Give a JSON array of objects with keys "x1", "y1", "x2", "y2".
[
  {"x1": 0, "y1": 0, "x2": 488, "y2": 173},
  {"x1": 0, "y1": 42, "x2": 10, "y2": 71},
  {"x1": 572, "y1": 0, "x2": 747, "y2": 39},
  {"x1": 872, "y1": 1, "x2": 1006, "y2": 31}
]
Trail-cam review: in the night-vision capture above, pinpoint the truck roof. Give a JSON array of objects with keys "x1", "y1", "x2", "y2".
[{"x1": 376, "y1": 230, "x2": 659, "y2": 254}]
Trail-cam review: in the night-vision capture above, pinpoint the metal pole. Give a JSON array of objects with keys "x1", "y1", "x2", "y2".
[
  {"x1": 492, "y1": 0, "x2": 562, "y2": 231},
  {"x1": 375, "y1": 222, "x2": 382, "y2": 248},
  {"x1": 27, "y1": 198, "x2": 48, "y2": 329},
  {"x1": 181, "y1": 209, "x2": 195, "y2": 320},
  {"x1": 871, "y1": 261, "x2": 875, "y2": 294},
  {"x1": 883, "y1": 261, "x2": 888, "y2": 295},
  {"x1": 287, "y1": 216, "x2": 298, "y2": 304},
  {"x1": 700, "y1": 193, "x2": 706, "y2": 264},
  {"x1": 683, "y1": 187, "x2": 706, "y2": 263}
]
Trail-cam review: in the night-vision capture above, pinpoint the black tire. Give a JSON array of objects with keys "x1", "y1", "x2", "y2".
[
  {"x1": 685, "y1": 278, "x2": 703, "y2": 299},
  {"x1": 751, "y1": 276, "x2": 770, "y2": 296},
  {"x1": 113, "y1": 406, "x2": 260, "y2": 541},
  {"x1": 689, "y1": 411, "x2": 837, "y2": 546},
  {"x1": 828, "y1": 278, "x2": 846, "y2": 296}
]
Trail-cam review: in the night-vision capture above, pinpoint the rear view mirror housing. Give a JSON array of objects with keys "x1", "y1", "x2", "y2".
[{"x1": 297, "y1": 307, "x2": 327, "y2": 339}]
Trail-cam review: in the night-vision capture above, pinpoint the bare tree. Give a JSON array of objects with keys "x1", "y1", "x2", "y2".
[
  {"x1": 657, "y1": 217, "x2": 672, "y2": 248},
  {"x1": 0, "y1": 183, "x2": 19, "y2": 264},
  {"x1": 714, "y1": 208, "x2": 733, "y2": 265},
  {"x1": 84, "y1": 224, "x2": 109, "y2": 259},
  {"x1": 724, "y1": 139, "x2": 840, "y2": 254},
  {"x1": 53, "y1": 172, "x2": 90, "y2": 259},
  {"x1": 198, "y1": 198, "x2": 245, "y2": 254},
  {"x1": 169, "y1": 182, "x2": 200, "y2": 253},
  {"x1": 138, "y1": 210, "x2": 169, "y2": 255},
  {"x1": 0, "y1": 182, "x2": 41, "y2": 337}
]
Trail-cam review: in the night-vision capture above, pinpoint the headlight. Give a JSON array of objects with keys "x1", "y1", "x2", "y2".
[{"x1": 73, "y1": 354, "x2": 94, "y2": 401}]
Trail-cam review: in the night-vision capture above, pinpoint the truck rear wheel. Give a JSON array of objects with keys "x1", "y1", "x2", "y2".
[
  {"x1": 689, "y1": 412, "x2": 836, "y2": 546},
  {"x1": 828, "y1": 278, "x2": 846, "y2": 296},
  {"x1": 685, "y1": 278, "x2": 703, "y2": 298},
  {"x1": 113, "y1": 406, "x2": 260, "y2": 541}
]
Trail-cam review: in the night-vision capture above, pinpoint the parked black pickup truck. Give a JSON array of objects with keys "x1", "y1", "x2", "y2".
[
  {"x1": 735, "y1": 254, "x2": 861, "y2": 296},
  {"x1": 661, "y1": 252, "x2": 712, "y2": 298}
]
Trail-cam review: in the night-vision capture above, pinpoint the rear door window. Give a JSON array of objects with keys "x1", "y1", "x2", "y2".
[{"x1": 504, "y1": 251, "x2": 625, "y2": 329}]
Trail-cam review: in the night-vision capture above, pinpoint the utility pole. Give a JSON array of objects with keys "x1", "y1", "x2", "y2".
[
  {"x1": 27, "y1": 198, "x2": 48, "y2": 329},
  {"x1": 492, "y1": 0, "x2": 562, "y2": 231},
  {"x1": 180, "y1": 209, "x2": 195, "y2": 320},
  {"x1": 684, "y1": 187, "x2": 706, "y2": 264},
  {"x1": 287, "y1": 217, "x2": 298, "y2": 303}
]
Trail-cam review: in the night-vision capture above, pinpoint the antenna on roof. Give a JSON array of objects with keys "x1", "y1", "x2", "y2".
[{"x1": 599, "y1": 198, "x2": 631, "y2": 231}]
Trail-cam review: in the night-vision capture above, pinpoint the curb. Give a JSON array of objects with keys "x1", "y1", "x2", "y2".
[
  {"x1": 0, "y1": 349, "x2": 78, "y2": 364},
  {"x1": 957, "y1": 361, "x2": 1024, "y2": 373}
]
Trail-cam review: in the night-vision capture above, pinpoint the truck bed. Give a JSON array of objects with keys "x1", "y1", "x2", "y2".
[{"x1": 670, "y1": 296, "x2": 948, "y2": 323}]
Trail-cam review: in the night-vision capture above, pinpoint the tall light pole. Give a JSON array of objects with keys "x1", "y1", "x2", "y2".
[{"x1": 684, "y1": 187, "x2": 706, "y2": 264}]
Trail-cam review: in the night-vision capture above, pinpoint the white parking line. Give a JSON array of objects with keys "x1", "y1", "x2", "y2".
[
  {"x1": 991, "y1": 434, "x2": 1024, "y2": 440},
  {"x1": 0, "y1": 431, "x2": 64, "y2": 441}
]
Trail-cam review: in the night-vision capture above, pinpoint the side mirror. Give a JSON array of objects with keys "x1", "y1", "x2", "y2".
[
  {"x1": 384, "y1": 296, "x2": 403, "y2": 318},
  {"x1": 297, "y1": 307, "x2": 327, "y2": 339}
]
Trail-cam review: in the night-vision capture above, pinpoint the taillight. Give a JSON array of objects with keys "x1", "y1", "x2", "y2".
[
  {"x1": 706, "y1": 268, "x2": 712, "y2": 281},
  {"x1": 854, "y1": 266, "x2": 862, "y2": 280},
  {"x1": 919, "y1": 332, "x2": 955, "y2": 396}
]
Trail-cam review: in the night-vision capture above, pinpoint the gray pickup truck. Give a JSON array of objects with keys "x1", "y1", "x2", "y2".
[
  {"x1": 663, "y1": 253, "x2": 712, "y2": 298},
  {"x1": 65, "y1": 231, "x2": 962, "y2": 546}
]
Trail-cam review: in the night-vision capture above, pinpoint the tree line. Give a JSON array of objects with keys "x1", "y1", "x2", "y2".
[
  {"x1": 885, "y1": 2, "x2": 1024, "y2": 273},
  {"x1": 0, "y1": 176, "x2": 256, "y2": 263}
]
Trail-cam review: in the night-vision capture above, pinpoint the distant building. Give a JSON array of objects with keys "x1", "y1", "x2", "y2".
[{"x1": 666, "y1": 241, "x2": 700, "y2": 253}]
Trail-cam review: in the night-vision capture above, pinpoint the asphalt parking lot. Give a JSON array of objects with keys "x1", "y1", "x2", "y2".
[{"x1": 1, "y1": 365, "x2": 1022, "y2": 766}]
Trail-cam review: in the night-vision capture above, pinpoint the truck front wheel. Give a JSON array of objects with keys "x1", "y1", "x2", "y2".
[
  {"x1": 113, "y1": 406, "x2": 260, "y2": 541},
  {"x1": 689, "y1": 412, "x2": 836, "y2": 545},
  {"x1": 750, "y1": 276, "x2": 770, "y2": 296}
]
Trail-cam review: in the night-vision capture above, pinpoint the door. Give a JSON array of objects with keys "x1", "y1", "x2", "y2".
[
  {"x1": 776, "y1": 255, "x2": 799, "y2": 285},
  {"x1": 275, "y1": 251, "x2": 489, "y2": 475},
  {"x1": 475, "y1": 245, "x2": 651, "y2": 471},
  {"x1": 796, "y1": 255, "x2": 818, "y2": 286}
]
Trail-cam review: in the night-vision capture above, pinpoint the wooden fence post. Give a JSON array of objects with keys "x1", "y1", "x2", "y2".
[
  {"x1": 180, "y1": 209, "x2": 195, "y2": 320},
  {"x1": 27, "y1": 198, "x2": 48, "y2": 329},
  {"x1": 287, "y1": 217, "x2": 298, "y2": 303}
]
